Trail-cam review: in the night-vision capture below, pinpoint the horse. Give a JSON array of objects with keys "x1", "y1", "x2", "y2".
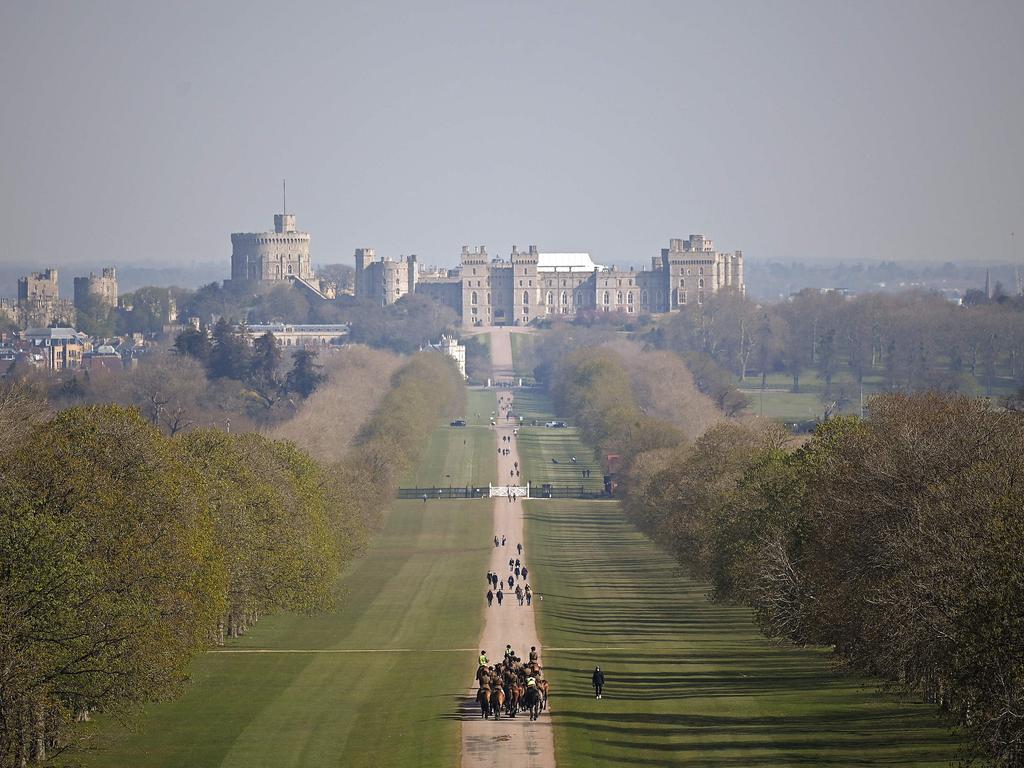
[
  {"x1": 489, "y1": 686, "x2": 506, "y2": 720},
  {"x1": 507, "y1": 683, "x2": 523, "y2": 717},
  {"x1": 524, "y1": 685, "x2": 543, "y2": 721},
  {"x1": 538, "y1": 679, "x2": 550, "y2": 711},
  {"x1": 477, "y1": 685, "x2": 491, "y2": 719}
]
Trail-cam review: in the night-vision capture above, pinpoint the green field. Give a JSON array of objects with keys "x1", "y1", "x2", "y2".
[
  {"x1": 407, "y1": 390, "x2": 497, "y2": 487},
  {"x1": 511, "y1": 390, "x2": 604, "y2": 493},
  {"x1": 521, "y1": 394, "x2": 961, "y2": 767},
  {"x1": 68, "y1": 413, "x2": 493, "y2": 768},
  {"x1": 509, "y1": 332, "x2": 540, "y2": 379}
]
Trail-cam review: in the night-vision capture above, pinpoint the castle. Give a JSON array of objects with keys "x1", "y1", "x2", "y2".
[
  {"x1": 356, "y1": 235, "x2": 745, "y2": 327},
  {"x1": 229, "y1": 211, "x2": 335, "y2": 299}
]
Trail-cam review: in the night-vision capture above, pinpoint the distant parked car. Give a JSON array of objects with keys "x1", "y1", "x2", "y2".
[
  {"x1": 450, "y1": 419, "x2": 467, "y2": 427},
  {"x1": 544, "y1": 421, "x2": 568, "y2": 428}
]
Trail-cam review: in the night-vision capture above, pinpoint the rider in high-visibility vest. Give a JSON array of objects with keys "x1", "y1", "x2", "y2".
[
  {"x1": 479, "y1": 651, "x2": 488, "y2": 666},
  {"x1": 526, "y1": 676, "x2": 537, "y2": 688}
]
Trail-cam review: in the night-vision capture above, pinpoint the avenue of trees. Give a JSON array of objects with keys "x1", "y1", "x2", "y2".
[
  {"x1": 651, "y1": 288, "x2": 1024, "y2": 402},
  {"x1": 0, "y1": 351, "x2": 465, "y2": 767},
  {"x1": 550, "y1": 344, "x2": 1024, "y2": 765}
]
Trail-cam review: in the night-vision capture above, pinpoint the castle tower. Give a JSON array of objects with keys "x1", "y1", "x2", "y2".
[
  {"x1": 511, "y1": 245, "x2": 540, "y2": 326},
  {"x1": 354, "y1": 248, "x2": 376, "y2": 298}
]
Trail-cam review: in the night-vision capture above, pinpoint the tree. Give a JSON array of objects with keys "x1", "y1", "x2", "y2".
[
  {"x1": 0, "y1": 406, "x2": 225, "y2": 765},
  {"x1": 174, "y1": 326, "x2": 211, "y2": 362},
  {"x1": 287, "y1": 348, "x2": 324, "y2": 398},
  {"x1": 73, "y1": 293, "x2": 115, "y2": 337},
  {"x1": 208, "y1": 318, "x2": 250, "y2": 380}
]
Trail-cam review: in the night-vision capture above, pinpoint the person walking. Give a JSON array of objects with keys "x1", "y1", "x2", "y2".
[
  {"x1": 479, "y1": 650, "x2": 488, "y2": 667},
  {"x1": 525, "y1": 584, "x2": 532, "y2": 606},
  {"x1": 514, "y1": 566, "x2": 520, "y2": 579},
  {"x1": 487, "y1": 570, "x2": 493, "y2": 585},
  {"x1": 496, "y1": 588, "x2": 504, "y2": 606},
  {"x1": 494, "y1": 536, "x2": 499, "y2": 547},
  {"x1": 501, "y1": 535, "x2": 506, "y2": 546},
  {"x1": 521, "y1": 566, "x2": 528, "y2": 581},
  {"x1": 422, "y1": 493, "x2": 428, "y2": 504},
  {"x1": 592, "y1": 666, "x2": 605, "y2": 699},
  {"x1": 507, "y1": 575, "x2": 514, "y2": 590},
  {"x1": 529, "y1": 646, "x2": 539, "y2": 664},
  {"x1": 517, "y1": 542, "x2": 523, "y2": 555},
  {"x1": 487, "y1": 589, "x2": 494, "y2": 607},
  {"x1": 492, "y1": 573, "x2": 499, "y2": 589},
  {"x1": 515, "y1": 584, "x2": 523, "y2": 605}
]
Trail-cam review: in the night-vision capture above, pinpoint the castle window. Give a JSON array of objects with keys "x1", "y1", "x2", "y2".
[
  {"x1": 546, "y1": 291, "x2": 554, "y2": 306},
  {"x1": 519, "y1": 280, "x2": 523, "y2": 287},
  {"x1": 471, "y1": 291, "x2": 478, "y2": 305},
  {"x1": 617, "y1": 291, "x2": 623, "y2": 304},
  {"x1": 699, "y1": 267, "x2": 704, "y2": 276},
  {"x1": 561, "y1": 291, "x2": 568, "y2": 305},
  {"x1": 486, "y1": 293, "x2": 491, "y2": 304},
  {"x1": 640, "y1": 289, "x2": 648, "y2": 305},
  {"x1": 523, "y1": 291, "x2": 529, "y2": 305},
  {"x1": 686, "y1": 268, "x2": 691, "y2": 276},
  {"x1": 575, "y1": 291, "x2": 582, "y2": 305},
  {"x1": 698, "y1": 278, "x2": 704, "y2": 288},
  {"x1": 680, "y1": 278, "x2": 685, "y2": 287},
  {"x1": 681, "y1": 291, "x2": 687, "y2": 304},
  {"x1": 698, "y1": 291, "x2": 704, "y2": 304},
  {"x1": 627, "y1": 292, "x2": 634, "y2": 304},
  {"x1": 603, "y1": 291, "x2": 610, "y2": 305}
]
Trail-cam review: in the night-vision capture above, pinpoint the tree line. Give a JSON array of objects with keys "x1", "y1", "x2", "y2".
[
  {"x1": 0, "y1": 351, "x2": 464, "y2": 766},
  {"x1": 549, "y1": 343, "x2": 1024, "y2": 766},
  {"x1": 650, "y1": 288, "x2": 1024, "y2": 403}
]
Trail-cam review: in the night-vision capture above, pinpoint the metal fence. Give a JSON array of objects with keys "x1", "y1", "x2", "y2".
[
  {"x1": 397, "y1": 485, "x2": 609, "y2": 500},
  {"x1": 397, "y1": 487, "x2": 490, "y2": 500}
]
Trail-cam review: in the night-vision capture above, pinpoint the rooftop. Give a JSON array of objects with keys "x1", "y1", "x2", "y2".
[{"x1": 536, "y1": 252, "x2": 606, "y2": 273}]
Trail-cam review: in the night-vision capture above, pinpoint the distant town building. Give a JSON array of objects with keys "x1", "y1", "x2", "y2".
[
  {"x1": 16, "y1": 269, "x2": 75, "y2": 328},
  {"x1": 428, "y1": 334, "x2": 467, "y2": 379},
  {"x1": 353, "y1": 234, "x2": 745, "y2": 327},
  {"x1": 73, "y1": 267, "x2": 119, "y2": 311},
  {"x1": 242, "y1": 323, "x2": 350, "y2": 347},
  {"x1": 24, "y1": 327, "x2": 90, "y2": 370}
]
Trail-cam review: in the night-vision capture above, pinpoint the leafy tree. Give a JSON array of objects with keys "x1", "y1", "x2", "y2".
[
  {"x1": 287, "y1": 348, "x2": 324, "y2": 398},
  {"x1": 208, "y1": 318, "x2": 250, "y2": 380},
  {"x1": 174, "y1": 326, "x2": 211, "y2": 362},
  {"x1": 73, "y1": 292, "x2": 115, "y2": 337},
  {"x1": 0, "y1": 406, "x2": 225, "y2": 764}
]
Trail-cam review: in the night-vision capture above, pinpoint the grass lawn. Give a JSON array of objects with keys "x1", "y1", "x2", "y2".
[
  {"x1": 407, "y1": 390, "x2": 496, "y2": 487},
  {"x1": 67, "y1": 414, "x2": 492, "y2": 768},
  {"x1": 521, "y1": 394, "x2": 962, "y2": 767},
  {"x1": 509, "y1": 332, "x2": 539, "y2": 380}
]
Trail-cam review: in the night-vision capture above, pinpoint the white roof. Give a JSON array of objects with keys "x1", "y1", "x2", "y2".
[{"x1": 536, "y1": 252, "x2": 605, "y2": 273}]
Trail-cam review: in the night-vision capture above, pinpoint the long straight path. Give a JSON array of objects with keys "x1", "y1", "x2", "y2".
[{"x1": 461, "y1": 328, "x2": 555, "y2": 768}]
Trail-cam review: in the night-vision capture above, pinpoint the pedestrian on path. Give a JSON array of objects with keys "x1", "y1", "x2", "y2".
[
  {"x1": 517, "y1": 542, "x2": 523, "y2": 555},
  {"x1": 487, "y1": 570, "x2": 493, "y2": 585},
  {"x1": 592, "y1": 666, "x2": 605, "y2": 699},
  {"x1": 496, "y1": 589, "x2": 504, "y2": 606},
  {"x1": 491, "y1": 573, "x2": 499, "y2": 589},
  {"x1": 501, "y1": 535, "x2": 506, "y2": 546},
  {"x1": 508, "y1": 575, "x2": 514, "y2": 590},
  {"x1": 521, "y1": 566, "x2": 528, "y2": 580},
  {"x1": 494, "y1": 536, "x2": 499, "y2": 547},
  {"x1": 514, "y1": 566, "x2": 520, "y2": 579},
  {"x1": 516, "y1": 585, "x2": 524, "y2": 604},
  {"x1": 487, "y1": 590, "x2": 493, "y2": 607}
]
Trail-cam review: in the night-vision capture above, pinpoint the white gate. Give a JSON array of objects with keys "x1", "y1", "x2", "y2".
[{"x1": 489, "y1": 484, "x2": 530, "y2": 498}]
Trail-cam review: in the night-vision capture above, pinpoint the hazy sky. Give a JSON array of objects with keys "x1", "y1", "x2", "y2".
[{"x1": 1, "y1": 1, "x2": 1021, "y2": 272}]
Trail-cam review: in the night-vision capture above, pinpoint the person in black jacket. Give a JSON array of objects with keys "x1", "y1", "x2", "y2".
[{"x1": 592, "y1": 666, "x2": 605, "y2": 699}]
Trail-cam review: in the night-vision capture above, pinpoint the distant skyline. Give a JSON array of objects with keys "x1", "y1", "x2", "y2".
[{"x1": 1, "y1": 1, "x2": 1022, "y2": 271}]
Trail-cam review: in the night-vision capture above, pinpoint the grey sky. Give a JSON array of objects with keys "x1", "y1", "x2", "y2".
[{"x1": 1, "y1": 0, "x2": 1021, "y2": 273}]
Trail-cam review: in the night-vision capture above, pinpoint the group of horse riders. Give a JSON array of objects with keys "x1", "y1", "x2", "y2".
[{"x1": 475, "y1": 644, "x2": 549, "y2": 721}]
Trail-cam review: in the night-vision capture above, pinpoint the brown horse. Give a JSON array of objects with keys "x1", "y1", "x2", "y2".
[
  {"x1": 507, "y1": 683, "x2": 523, "y2": 717},
  {"x1": 538, "y1": 680, "x2": 550, "y2": 710},
  {"x1": 477, "y1": 685, "x2": 491, "y2": 719},
  {"x1": 489, "y1": 686, "x2": 506, "y2": 720}
]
